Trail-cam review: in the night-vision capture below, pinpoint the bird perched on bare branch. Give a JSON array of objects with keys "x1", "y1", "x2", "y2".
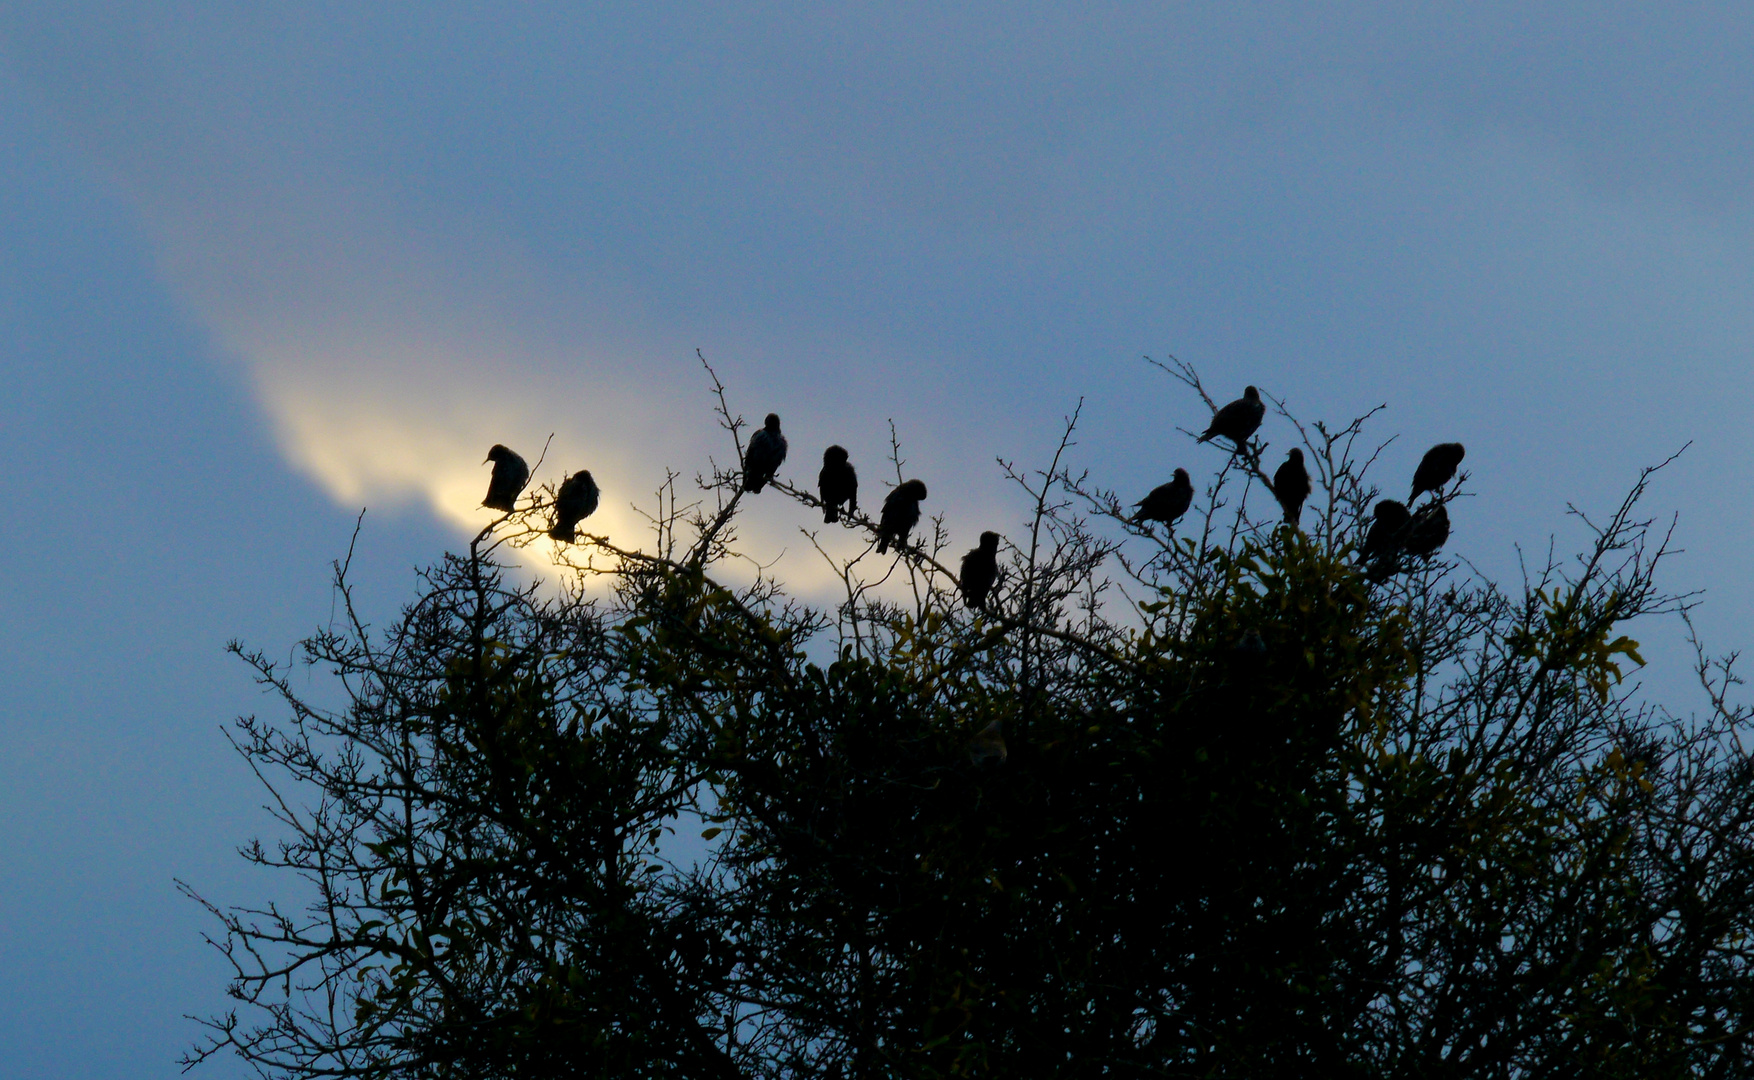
[
  {"x1": 482, "y1": 444, "x2": 530, "y2": 512},
  {"x1": 1410, "y1": 442, "x2": 1465, "y2": 502},
  {"x1": 818, "y1": 445, "x2": 858, "y2": 524},
  {"x1": 742, "y1": 413, "x2": 788, "y2": 494},
  {"x1": 1403, "y1": 501, "x2": 1450, "y2": 559},
  {"x1": 1272, "y1": 448, "x2": 1312, "y2": 527},
  {"x1": 1133, "y1": 469, "x2": 1194, "y2": 528},
  {"x1": 548, "y1": 470, "x2": 600, "y2": 543},
  {"x1": 1360, "y1": 499, "x2": 1411, "y2": 564},
  {"x1": 960, "y1": 531, "x2": 1001, "y2": 610},
  {"x1": 967, "y1": 720, "x2": 1007, "y2": 766},
  {"x1": 876, "y1": 479, "x2": 928, "y2": 554},
  {"x1": 1197, "y1": 386, "x2": 1265, "y2": 450}
]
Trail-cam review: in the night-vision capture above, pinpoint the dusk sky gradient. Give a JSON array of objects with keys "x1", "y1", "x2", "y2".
[{"x1": 5, "y1": 7, "x2": 1754, "y2": 1076}]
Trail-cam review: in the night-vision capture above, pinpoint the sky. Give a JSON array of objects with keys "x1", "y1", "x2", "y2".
[{"x1": 4, "y1": 6, "x2": 1754, "y2": 1076}]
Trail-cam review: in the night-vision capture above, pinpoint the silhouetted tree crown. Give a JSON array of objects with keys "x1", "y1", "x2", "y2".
[{"x1": 187, "y1": 358, "x2": 1754, "y2": 1080}]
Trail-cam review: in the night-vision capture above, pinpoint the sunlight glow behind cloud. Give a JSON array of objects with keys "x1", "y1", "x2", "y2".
[{"x1": 118, "y1": 172, "x2": 960, "y2": 599}]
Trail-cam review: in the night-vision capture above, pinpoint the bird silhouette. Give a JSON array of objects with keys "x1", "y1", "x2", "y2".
[
  {"x1": 967, "y1": 719, "x2": 1007, "y2": 766},
  {"x1": 876, "y1": 479, "x2": 928, "y2": 554},
  {"x1": 1233, "y1": 628, "x2": 1268, "y2": 674},
  {"x1": 1410, "y1": 443, "x2": 1465, "y2": 502},
  {"x1": 959, "y1": 531, "x2": 1001, "y2": 610},
  {"x1": 1360, "y1": 499, "x2": 1411, "y2": 564},
  {"x1": 1133, "y1": 468, "x2": 1194, "y2": 528},
  {"x1": 1403, "y1": 501, "x2": 1450, "y2": 559},
  {"x1": 1272, "y1": 448, "x2": 1312, "y2": 527},
  {"x1": 742, "y1": 413, "x2": 788, "y2": 494},
  {"x1": 482, "y1": 444, "x2": 530, "y2": 512},
  {"x1": 1198, "y1": 386, "x2": 1265, "y2": 450},
  {"x1": 548, "y1": 470, "x2": 601, "y2": 543},
  {"x1": 818, "y1": 445, "x2": 858, "y2": 524}
]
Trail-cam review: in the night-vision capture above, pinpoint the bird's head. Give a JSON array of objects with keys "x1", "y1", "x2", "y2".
[
  {"x1": 1244, "y1": 385, "x2": 1260, "y2": 402},
  {"x1": 485, "y1": 443, "x2": 515, "y2": 464},
  {"x1": 1173, "y1": 467, "x2": 1190, "y2": 483},
  {"x1": 763, "y1": 413, "x2": 782, "y2": 433},
  {"x1": 823, "y1": 444, "x2": 849, "y2": 463},
  {"x1": 573, "y1": 469, "x2": 596, "y2": 486},
  {"x1": 1287, "y1": 448, "x2": 1303, "y2": 463},
  {"x1": 979, "y1": 531, "x2": 1001, "y2": 550},
  {"x1": 1375, "y1": 499, "x2": 1410, "y2": 524},
  {"x1": 901, "y1": 479, "x2": 928, "y2": 500}
]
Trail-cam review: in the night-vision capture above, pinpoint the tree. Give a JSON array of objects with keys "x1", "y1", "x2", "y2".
[{"x1": 184, "y1": 360, "x2": 1754, "y2": 1078}]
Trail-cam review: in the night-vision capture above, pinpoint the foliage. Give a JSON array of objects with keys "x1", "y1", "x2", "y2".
[{"x1": 185, "y1": 362, "x2": 1754, "y2": 1078}]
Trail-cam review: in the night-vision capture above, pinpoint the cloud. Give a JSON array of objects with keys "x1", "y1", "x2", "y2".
[
  {"x1": 129, "y1": 179, "x2": 661, "y2": 550},
  {"x1": 104, "y1": 153, "x2": 978, "y2": 597}
]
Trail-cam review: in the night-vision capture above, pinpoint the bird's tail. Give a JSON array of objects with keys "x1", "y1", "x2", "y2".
[
  {"x1": 876, "y1": 535, "x2": 890, "y2": 555},
  {"x1": 1196, "y1": 431, "x2": 1214, "y2": 444},
  {"x1": 743, "y1": 475, "x2": 764, "y2": 494},
  {"x1": 824, "y1": 505, "x2": 838, "y2": 524},
  {"x1": 1283, "y1": 506, "x2": 1300, "y2": 527},
  {"x1": 549, "y1": 523, "x2": 576, "y2": 544}
]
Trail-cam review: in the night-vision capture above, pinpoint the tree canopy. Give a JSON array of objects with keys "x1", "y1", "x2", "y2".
[{"x1": 185, "y1": 362, "x2": 1754, "y2": 1078}]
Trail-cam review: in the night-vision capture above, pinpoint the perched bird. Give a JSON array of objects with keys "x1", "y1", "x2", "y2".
[
  {"x1": 1133, "y1": 469, "x2": 1194, "y2": 528},
  {"x1": 1360, "y1": 499, "x2": 1411, "y2": 563},
  {"x1": 1198, "y1": 385, "x2": 1266, "y2": 450},
  {"x1": 967, "y1": 720, "x2": 1007, "y2": 766},
  {"x1": 1233, "y1": 628, "x2": 1268, "y2": 673},
  {"x1": 482, "y1": 444, "x2": 530, "y2": 512},
  {"x1": 960, "y1": 531, "x2": 1002, "y2": 610},
  {"x1": 1272, "y1": 448, "x2": 1312, "y2": 527},
  {"x1": 1403, "y1": 502, "x2": 1451, "y2": 559},
  {"x1": 548, "y1": 470, "x2": 601, "y2": 544},
  {"x1": 876, "y1": 479, "x2": 928, "y2": 555},
  {"x1": 818, "y1": 445, "x2": 858, "y2": 524},
  {"x1": 742, "y1": 413, "x2": 788, "y2": 494},
  {"x1": 1410, "y1": 442, "x2": 1466, "y2": 502}
]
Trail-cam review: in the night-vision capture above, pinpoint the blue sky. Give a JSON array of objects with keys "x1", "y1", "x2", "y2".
[{"x1": 4, "y1": 7, "x2": 1753, "y2": 1076}]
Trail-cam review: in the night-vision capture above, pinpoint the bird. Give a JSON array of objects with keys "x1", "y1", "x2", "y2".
[
  {"x1": 742, "y1": 413, "x2": 788, "y2": 494},
  {"x1": 1410, "y1": 443, "x2": 1465, "y2": 502},
  {"x1": 548, "y1": 470, "x2": 600, "y2": 543},
  {"x1": 481, "y1": 444, "x2": 530, "y2": 512},
  {"x1": 960, "y1": 532, "x2": 1001, "y2": 610},
  {"x1": 876, "y1": 479, "x2": 928, "y2": 554},
  {"x1": 1272, "y1": 448, "x2": 1312, "y2": 527},
  {"x1": 1233, "y1": 628, "x2": 1268, "y2": 672},
  {"x1": 1133, "y1": 469, "x2": 1194, "y2": 528},
  {"x1": 1360, "y1": 499, "x2": 1411, "y2": 563},
  {"x1": 967, "y1": 720, "x2": 1007, "y2": 766},
  {"x1": 1402, "y1": 501, "x2": 1450, "y2": 559},
  {"x1": 818, "y1": 445, "x2": 858, "y2": 524},
  {"x1": 1198, "y1": 386, "x2": 1266, "y2": 450}
]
